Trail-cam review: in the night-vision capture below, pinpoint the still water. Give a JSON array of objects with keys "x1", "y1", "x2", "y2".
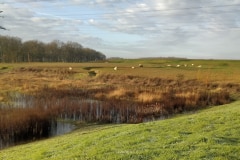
[{"x1": 50, "y1": 121, "x2": 76, "y2": 137}]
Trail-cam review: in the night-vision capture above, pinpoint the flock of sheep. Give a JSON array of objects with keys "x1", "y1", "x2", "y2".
[
  {"x1": 114, "y1": 64, "x2": 143, "y2": 71},
  {"x1": 113, "y1": 63, "x2": 202, "y2": 71},
  {"x1": 167, "y1": 64, "x2": 202, "y2": 68},
  {"x1": 67, "y1": 63, "x2": 203, "y2": 72}
]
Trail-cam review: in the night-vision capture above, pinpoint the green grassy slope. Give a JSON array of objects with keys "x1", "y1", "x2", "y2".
[{"x1": 1, "y1": 101, "x2": 240, "y2": 160}]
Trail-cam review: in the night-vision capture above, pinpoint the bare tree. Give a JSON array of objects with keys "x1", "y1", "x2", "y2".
[
  {"x1": 0, "y1": 26, "x2": 6, "y2": 30},
  {"x1": 0, "y1": 11, "x2": 6, "y2": 30}
]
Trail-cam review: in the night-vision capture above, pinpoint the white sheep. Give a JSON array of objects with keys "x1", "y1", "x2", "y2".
[
  {"x1": 131, "y1": 66, "x2": 135, "y2": 69},
  {"x1": 197, "y1": 65, "x2": 202, "y2": 68},
  {"x1": 69, "y1": 67, "x2": 72, "y2": 71},
  {"x1": 176, "y1": 64, "x2": 180, "y2": 67},
  {"x1": 114, "y1": 66, "x2": 118, "y2": 71}
]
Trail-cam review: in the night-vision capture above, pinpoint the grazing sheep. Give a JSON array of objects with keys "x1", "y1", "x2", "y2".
[
  {"x1": 167, "y1": 64, "x2": 172, "y2": 67},
  {"x1": 139, "y1": 64, "x2": 143, "y2": 67},
  {"x1": 192, "y1": 64, "x2": 194, "y2": 66},
  {"x1": 131, "y1": 66, "x2": 135, "y2": 69},
  {"x1": 114, "y1": 66, "x2": 118, "y2": 71},
  {"x1": 197, "y1": 65, "x2": 202, "y2": 68},
  {"x1": 69, "y1": 67, "x2": 72, "y2": 71},
  {"x1": 176, "y1": 64, "x2": 180, "y2": 67}
]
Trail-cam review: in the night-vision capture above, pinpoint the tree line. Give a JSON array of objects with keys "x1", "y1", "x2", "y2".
[{"x1": 0, "y1": 35, "x2": 106, "y2": 63}]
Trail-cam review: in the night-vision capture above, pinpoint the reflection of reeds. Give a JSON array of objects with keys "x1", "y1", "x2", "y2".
[{"x1": 0, "y1": 106, "x2": 53, "y2": 149}]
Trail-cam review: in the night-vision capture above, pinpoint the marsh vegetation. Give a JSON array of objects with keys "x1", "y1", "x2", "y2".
[{"x1": 0, "y1": 59, "x2": 240, "y2": 149}]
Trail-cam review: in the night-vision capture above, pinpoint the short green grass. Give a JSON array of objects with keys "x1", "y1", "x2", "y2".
[{"x1": 1, "y1": 101, "x2": 239, "y2": 160}]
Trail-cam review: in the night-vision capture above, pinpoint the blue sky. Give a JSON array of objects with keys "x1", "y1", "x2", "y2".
[{"x1": 1, "y1": 0, "x2": 240, "y2": 59}]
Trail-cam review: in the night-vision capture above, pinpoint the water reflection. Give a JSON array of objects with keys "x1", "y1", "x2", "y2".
[
  {"x1": 50, "y1": 121, "x2": 75, "y2": 137},
  {"x1": 0, "y1": 121, "x2": 75, "y2": 150}
]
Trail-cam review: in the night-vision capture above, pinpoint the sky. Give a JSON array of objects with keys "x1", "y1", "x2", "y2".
[{"x1": 0, "y1": 0, "x2": 240, "y2": 59}]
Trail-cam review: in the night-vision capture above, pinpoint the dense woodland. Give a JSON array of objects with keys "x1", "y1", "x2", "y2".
[{"x1": 0, "y1": 35, "x2": 106, "y2": 62}]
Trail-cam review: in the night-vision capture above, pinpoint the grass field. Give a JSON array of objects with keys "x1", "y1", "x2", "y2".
[
  {"x1": 1, "y1": 58, "x2": 240, "y2": 82},
  {"x1": 0, "y1": 100, "x2": 239, "y2": 160},
  {"x1": 0, "y1": 58, "x2": 240, "y2": 159}
]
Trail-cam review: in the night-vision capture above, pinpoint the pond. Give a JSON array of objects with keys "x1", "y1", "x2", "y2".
[{"x1": 0, "y1": 90, "x2": 171, "y2": 149}]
